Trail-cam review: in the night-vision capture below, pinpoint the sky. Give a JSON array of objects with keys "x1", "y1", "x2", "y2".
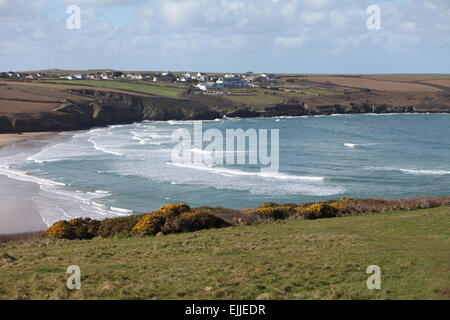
[{"x1": 0, "y1": 0, "x2": 449, "y2": 73}]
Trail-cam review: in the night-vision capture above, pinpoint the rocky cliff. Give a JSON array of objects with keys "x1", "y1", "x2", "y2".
[{"x1": 0, "y1": 90, "x2": 448, "y2": 133}]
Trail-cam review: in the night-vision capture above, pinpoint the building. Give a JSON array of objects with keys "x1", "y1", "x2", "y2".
[
  {"x1": 196, "y1": 72, "x2": 209, "y2": 82},
  {"x1": 197, "y1": 82, "x2": 217, "y2": 91},
  {"x1": 153, "y1": 72, "x2": 176, "y2": 82},
  {"x1": 216, "y1": 76, "x2": 248, "y2": 89}
]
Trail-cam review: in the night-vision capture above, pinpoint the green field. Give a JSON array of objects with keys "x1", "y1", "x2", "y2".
[
  {"x1": 1, "y1": 206, "x2": 449, "y2": 300},
  {"x1": 38, "y1": 80, "x2": 186, "y2": 99},
  {"x1": 223, "y1": 87, "x2": 343, "y2": 106}
]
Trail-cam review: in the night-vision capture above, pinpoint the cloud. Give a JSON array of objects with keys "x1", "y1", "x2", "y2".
[
  {"x1": 275, "y1": 35, "x2": 306, "y2": 48},
  {"x1": 0, "y1": 0, "x2": 449, "y2": 72},
  {"x1": 300, "y1": 10, "x2": 326, "y2": 25},
  {"x1": 62, "y1": 0, "x2": 147, "y2": 7}
]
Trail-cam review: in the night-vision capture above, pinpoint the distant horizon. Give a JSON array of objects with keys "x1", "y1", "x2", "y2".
[{"x1": 5, "y1": 68, "x2": 450, "y2": 76}]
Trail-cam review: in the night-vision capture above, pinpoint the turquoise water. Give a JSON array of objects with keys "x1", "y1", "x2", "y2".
[{"x1": 1, "y1": 114, "x2": 449, "y2": 225}]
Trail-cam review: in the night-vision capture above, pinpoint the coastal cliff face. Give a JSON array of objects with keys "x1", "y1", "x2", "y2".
[
  {"x1": 0, "y1": 90, "x2": 220, "y2": 133},
  {"x1": 0, "y1": 89, "x2": 448, "y2": 133},
  {"x1": 230, "y1": 102, "x2": 450, "y2": 118}
]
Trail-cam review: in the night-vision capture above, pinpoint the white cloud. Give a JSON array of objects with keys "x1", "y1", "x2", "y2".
[
  {"x1": 300, "y1": 10, "x2": 326, "y2": 25},
  {"x1": 275, "y1": 35, "x2": 306, "y2": 48},
  {"x1": 62, "y1": 0, "x2": 147, "y2": 7}
]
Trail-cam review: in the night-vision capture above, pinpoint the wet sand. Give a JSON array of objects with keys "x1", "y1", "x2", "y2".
[
  {"x1": 0, "y1": 175, "x2": 47, "y2": 234},
  {"x1": 0, "y1": 132, "x2": 56, "y2": 234},
  {"x1": 0, "y1": 132, "x2": 55, "y2": 149}
]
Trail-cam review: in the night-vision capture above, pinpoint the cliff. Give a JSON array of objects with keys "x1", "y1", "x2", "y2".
[{"x1": 0, "y1": 89, "x2": 448, "y2": 133}]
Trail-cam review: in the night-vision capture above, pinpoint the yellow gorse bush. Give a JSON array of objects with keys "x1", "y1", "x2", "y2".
[
  {"x1": 132, "y1": 212, "x2": 166, "y2": 236},
  {"x1": 157, "y1": 203, "x2": 191, "y2": 217},
  {"x1": 295, "y1": 203, "x2": 339, "y2": 220},
  {"x1": 249, "y1": 206, "x2": 293, "y2": 220},
  {"x1": 329, "y1": 201, "x2": 350, "y2": 212},
  {"x1": 46, "y1": 218, "x2": 99, "y2": 239},
  {"x1": 259, "y1": 202, "x2": 280, "y2": 208},
  {"x1": 46, "y1": 221, "x2": 71, "y2": 239}
]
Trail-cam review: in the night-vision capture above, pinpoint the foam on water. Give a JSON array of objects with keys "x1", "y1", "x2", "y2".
[
  {"x1": 1, "y1": 114, "x2": 448, "y2": 221},
  {"x1": 0, "y1": 164, "x2": 130, "y2": 226},
  {"x1": 366, "y1": 166, "x2": 450, "y2": 176},
  {"x1": 167, "y1": 162, "x2": 324, "y2": 181}
]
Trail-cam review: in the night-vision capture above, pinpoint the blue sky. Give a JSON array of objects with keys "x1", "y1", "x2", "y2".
[{"x1": 0, "y1": 0, "x2": 449, "y2": 73}]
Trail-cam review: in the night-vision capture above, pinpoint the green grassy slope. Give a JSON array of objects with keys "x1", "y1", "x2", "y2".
[
  {"x1": 0, "y1": 207, "x2": 449, "y2": 300},
  {"x1": 38, "y1": 80, "x2": 186, "y2": 99}
]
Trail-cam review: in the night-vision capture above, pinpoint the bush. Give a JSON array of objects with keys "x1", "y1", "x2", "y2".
[
  {"x1": 46, "y1": 221, "x2": 71, "y2": 239},
  {"x1": 162, "y1": 211, "x2": 230, "y2": 234},
  {"x1": 158, "y1": 203, "x2": 191, "y2": 219},
  {"x1": 329, "y1": 201, "x2": 351, "y2": 214},
  {"x1": 132, "y1": 212, "x2": 166, "y2": 236},
  {"x1": 258, "y1": 202, "x2": 280, "y2": 208},
  {"x1": 46, "y1": 218, "x2": 100, "y2": 240},
  {"x1": 250, "y1": 206, "x2": 293, "y2": 220},
  {"x1": 98, "y1": 215, "x2": 141, "y2": 238},
  {"x1": 295, "y1": 203, "x2": 339, "y2": 220}
]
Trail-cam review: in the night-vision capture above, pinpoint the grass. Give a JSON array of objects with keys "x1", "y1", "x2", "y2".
[
  {"x1": 38, "y1": 80, "x2": 186, "y2": 99},
  {"x1": 0, "y1": 206, "x2": 449, "y2": 300},
  {"x1": 222, "y1": 87, "x2": 343, "y2": 106}
]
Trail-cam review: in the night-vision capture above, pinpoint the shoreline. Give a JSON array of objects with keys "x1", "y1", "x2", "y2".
[
  {"x1": 0, "y1": 132, "x2": 59, "y2": 234},
  {"x1": 0, "y1": 132, "x2": 57, "y2": 149},
  {"x1": 0, "y1": 115, "x2": 449, "y2": 235}
]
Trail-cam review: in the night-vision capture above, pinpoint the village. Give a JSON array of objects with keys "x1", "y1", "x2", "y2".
[{"x1": 0, "y1": 70, "x2": 277, "y2": 94}]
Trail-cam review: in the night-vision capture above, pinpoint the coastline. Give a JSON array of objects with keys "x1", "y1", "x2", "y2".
[
  {"x1": 0, "y1": 132, "x2": 56, "y2": 149},
  {"x1": 0, "y1": 132, "x2": 58, "y2": 234},
  {"x1": 0, "y1": 114, "x2": 449, "y2": 235}
]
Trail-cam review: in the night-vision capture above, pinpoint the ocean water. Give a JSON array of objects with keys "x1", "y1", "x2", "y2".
[{"x1": 1, "y1": 114, "x2": 449, "y2": 226}]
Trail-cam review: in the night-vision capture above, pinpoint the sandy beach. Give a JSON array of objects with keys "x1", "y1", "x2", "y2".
[
  {"x1": 0, "y1": 132, "x2": 56, "y2": 149},
  {"x1": 0, "y1": 132, "x2": 56, "y2": 234}
]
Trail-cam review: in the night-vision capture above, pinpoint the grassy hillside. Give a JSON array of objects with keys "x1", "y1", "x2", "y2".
[
  {"x1": 38, "y1": 80, "x2": 186, "y2": 99},
  {"x1": 0, "y1": 206, "x2": 448, "y2": 300}
]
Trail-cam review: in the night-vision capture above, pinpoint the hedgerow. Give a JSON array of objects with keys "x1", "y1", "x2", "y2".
[{"x1": 44, "y1": 197, "x2": 450, "y2": 240}]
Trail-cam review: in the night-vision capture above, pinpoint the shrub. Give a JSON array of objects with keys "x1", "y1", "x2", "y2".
[
  {"x1": 98, "y1": 215, "x2": 141, "y2": 238},
  {"x1": 46, "y1": 221, "x2": 71, "y2": 239},
  {"x1": 192, "y1": 207, "x2": 255, "y2": 225},
  {"x1": 295, "y1": 203, "x2": 339, "y2": 220},
  {"x1": 162, "y1": 211, "x2": 230, "y2": 234},
  {"x1": 329, "y1": 201, "x2": 351, "y2": 213},
  {"x1": 132, "y1": 212, "x2": 166, "y2": 236},
  {"x1": 158, "y1": 203, "x2": 191, "y2": 219},
  {"x1": 259, "y1": 202, "x2": 280, "y2": 208},
  {"x1": 250, "y1": 206, "x2": 293, "y2": 220},
  {"x1": 46, "y1": 218, "x2": 100, "y2": 240}
]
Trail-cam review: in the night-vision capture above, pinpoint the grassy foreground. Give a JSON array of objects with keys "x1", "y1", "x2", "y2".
[{"x1": 0, "y1": 206, "x2": 449, "y2": 300}]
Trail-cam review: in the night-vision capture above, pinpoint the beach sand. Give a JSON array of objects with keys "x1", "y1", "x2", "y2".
[
  {"x1": 0, "y1": 132, "x2": 55, "y2": 149},
  {"x1": 0, "y1": 175, "x2": 47, "y2": 234},
  {"x1": 0, "y1": 132, "x2": 56, "y2": 234}
]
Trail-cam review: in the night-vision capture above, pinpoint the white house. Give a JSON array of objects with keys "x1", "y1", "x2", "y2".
[
  {"x1": 196, "y1": 72, "x2": 209, "y2": 82},
  {"x1": 197, "y1": 82, "x2": 217, "y2": 91},
  {"x1": 74, "y1": 73, "x2": 88, "y2": 80}
]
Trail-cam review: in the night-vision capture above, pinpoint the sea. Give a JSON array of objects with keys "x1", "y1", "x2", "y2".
[{"x1": 0, "y1": 113, "x2": 449, "y2": 226}]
